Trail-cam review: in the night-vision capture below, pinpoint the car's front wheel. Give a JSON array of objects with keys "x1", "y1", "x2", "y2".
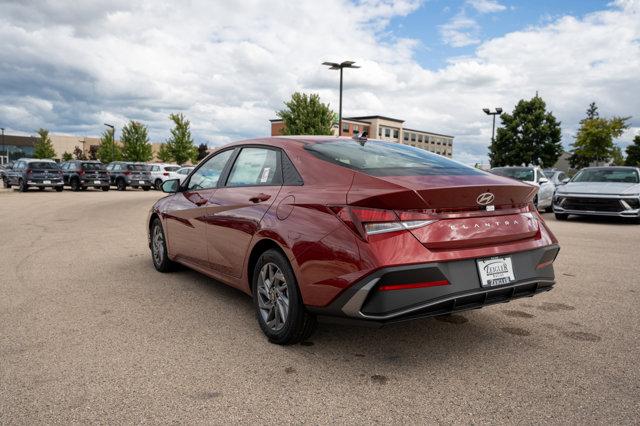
[
  {"x1": 155, "y1": 179, "x2": 163, "y2": 190},
  {"x1": 252, "y1": 249, "x2": 316, "y2": 345},
  {"x1": 2, "y1": 177, "x2": 10, "y2": 189},
  {"x1": 116, "y1": 178, "x2": 126, "y2": 191},
  {"x1": 555, "y1": 213, "x2": 569, "y2": 221},
  {"x1": 18, "y1": 178, "x2": 28, "y2": 192},
  {"x1": 150, "y1": 218, "x2": 177, "y2": 272}
]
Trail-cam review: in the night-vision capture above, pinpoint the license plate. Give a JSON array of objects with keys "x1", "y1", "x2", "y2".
[
  {"x1": 43, "y1": 180, "x2": 51, "y2": 184},
  {"x1": 139, "y1": 180, "x2": 145, "y2": 184},
  {"x1": 94, "y1": 180, "x2": 101, "y2": 184},
  {"x1": 477, "y1": 256, "x2": 515, "y2": 287}
]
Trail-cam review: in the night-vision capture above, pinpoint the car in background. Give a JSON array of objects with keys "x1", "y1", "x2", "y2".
[
  {"x1": 553, "y1": 166, "x2": 640, "y2": 222},
  {"x1": 148, "y1": 163, "x2": 181, "y2": 190},
  {"x1": 174, "y1": 166, "x2": 194, "y2": 184},
  {"x1": 1, "y1": 161, "x2": 14, "y2": 187},
  {"x1": 148, "y1": 136, "x2": 559, "y2": 344},
  {"x1": 106, "y1": 161, "x2": 152, "y2": 191},
  {"x1": 61, "y1": 160, "x2": 110, "y2": 191},
  {"x1": 543, "y1": 169, "x2": 570, "y2": 187},
  {"x1": 490, "y1": 166, "x2": 554, "y2": 212},
  {"x1": 4, "y1": 158, "x2": 63, "y2": 192}
]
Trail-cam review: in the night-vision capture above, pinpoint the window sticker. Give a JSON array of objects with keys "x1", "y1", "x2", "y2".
[{"x1": 260, "y1": 167, "x2": 271, "y2": 183}]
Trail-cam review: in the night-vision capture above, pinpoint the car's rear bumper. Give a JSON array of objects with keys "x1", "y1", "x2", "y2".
[
  {"x1": 80, "y1": 178, "x2": 110, "y2": 187},
  {"x1": 27, "y1": 180, "x2": 63, "y2": 187},
  {"x1": 308, "y1": 245, "x2": 559, "y2": 325}
]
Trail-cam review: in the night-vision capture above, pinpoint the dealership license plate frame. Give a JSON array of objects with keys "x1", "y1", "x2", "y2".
[
  {"x1": 138, "y1": 180, "x2": 145, "y2": 185},
  {"x1": 42, "y1": 180, "x2": 51, "y2": 185},
  {"x1": 477, "y1": 256, "x2": 515, "y2": 287}
]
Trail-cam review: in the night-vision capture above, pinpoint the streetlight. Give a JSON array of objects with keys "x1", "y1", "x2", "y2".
[
  {"x1": 1, "y1": 127, "x2": 5, "y2": 164},
  {"x1": 482, "y1": 107, "x2": 503, "y2": 144},
  {"x1": 322, "y1": 60, "x2": 360, "y2": 136},
  {"x1": 104, "y1": 123, "x2": 115, "y2": 161}
]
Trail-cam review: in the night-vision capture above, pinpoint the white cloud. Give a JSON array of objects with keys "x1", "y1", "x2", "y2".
[
  {"x1": 0, "y1": 0, "x2": 639, "y2": 165},
  {"x1": 439, "y1": 14, "x2": 481, "y2": 47},
  {"x1": 466, "y1": 0, "x2": 507, "y2": 14}
]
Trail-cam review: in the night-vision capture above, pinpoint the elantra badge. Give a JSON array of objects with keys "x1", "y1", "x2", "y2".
[{"x1": 476, "y1": 192, "x2": 495, "y2": 206}]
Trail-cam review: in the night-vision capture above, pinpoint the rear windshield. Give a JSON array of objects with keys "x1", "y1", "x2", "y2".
[
  {"x1": 572, "y1": 168, "x2": 639, "y2": 183},
  {"x1": 305, "y1": 140, "x2": 480, "y2": 176},
  {"x1": 82, "y1": 162, "x2": 105, "y2": 170},
  {"x1": 491, "y1": 167, "x2": 534, "y2": 182},
  {"x1": 29, "y1": 162, "x2": 58, "y2": 170},
  {"x1": 165, "y1": 166, "x2": 180, "y2": 172},
  {"x1": 126, "y1": 164, "x2": 148, "y2": 171}
]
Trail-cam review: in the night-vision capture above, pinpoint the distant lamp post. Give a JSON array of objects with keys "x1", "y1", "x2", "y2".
[
  {"x1": 104, "y1": 123, "x2": 115, "y2": 161},
  {"x1": 322, "y1": 61, "x2": 360, "y2": 136},
  {"x1": 1, "y1": 127, "x2": 5, "y2": 164},
  {"x1": 483, "y1": 107, "x2": 503, "y2": 144}
]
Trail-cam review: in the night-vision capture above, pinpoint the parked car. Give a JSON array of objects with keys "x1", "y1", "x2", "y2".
[
  {"x1": 4, "y1": 158, "x2": 63, "y2": 192},
  {"x1": 174, "y1": 166, "x2": 194, "y2": 184},
  {"x1": 60, "y1": 160, "x2": 110, "y2": 191},
  {"x1": 553, "y1": 166, "x2": 640, "y2": 222},
  {"x1": 0, "y1": 161, "x2": 14, "y2": 187},
  {"x1": 148, "y1": 137, "x2": 560, "y2": 344},
  {"x1": 106, "y1": 162, "x2": 152, "y2": 191},
  {"x1": 490, "y1": 166, "x2": 554, "y2": 212},
  {"x1": 148, "y1": 163, "x2": 181, "y2": 190},
  {"x1": 543, "y1": 169, "x2": 570, "y2": 187}
]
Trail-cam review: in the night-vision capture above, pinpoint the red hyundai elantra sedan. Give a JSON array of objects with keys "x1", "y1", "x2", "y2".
[{"x1": 148, "y1": 136, "x2": 559, "y2": 344}]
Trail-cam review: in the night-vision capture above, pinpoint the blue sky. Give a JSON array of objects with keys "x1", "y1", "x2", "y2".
[{"x1": 0, "y1": 0, "x2": 638, "y2": 165}]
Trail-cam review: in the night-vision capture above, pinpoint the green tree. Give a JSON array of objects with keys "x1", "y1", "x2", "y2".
[
  {"x1": 276, "y1": 92, "x2": 334, "y2": 135},
  {"x1": 569, "y1": 103, "x2": 630, "y2": 168},
  {"x1": 625, "y1": 134, "x2": 640, "y2": 167},
  {"x1": 197, "y1": 143, "x2": 209, "y2": 161},
  {"x1": 157, "y1": 143, "x2": 173, "y2": 162},
  {"x1": 610, "y1": 145, "x2": 625, "y2": 166},
  {"x1": 88, "y1": 145, "x2": 99, "y2": 160},
  {"x1": 73, "y1": 146, "x2": 86, "y2": 160},
  {"x1": 97, "y1": 129, "x2": 122, "y2": 163},
  {"x1": 62, "y1": 151, "x2": 73, "y2": 161},
  {"x1": 121, "y1": 120, "x2": 152, "y2": 162},
  {"x1": 165, "y1": 113, "x2": 196, "y2": 164},
  {"x1": 34, "y1": 128, "x2": 57, "y2": 159},
  {"x1": 488, "y1": 95, "x2": 563, "y2": 168}
]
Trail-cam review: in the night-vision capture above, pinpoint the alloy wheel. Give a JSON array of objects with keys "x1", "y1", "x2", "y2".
[
  {"x1": 152, "y1": 224, "x2": 164, "y2": 266},
  {"x1": 257, "y1": 262, "x2": 290, "y2": 332}
]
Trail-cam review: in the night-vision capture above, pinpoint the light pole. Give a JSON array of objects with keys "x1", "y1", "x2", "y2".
[
  {"x1": 1, "y1": 127, "x2": 5, "y2": 164},
  {"x1": 322, "y1": 61, "x2": 360, "y2": 136},
  {"x1": 104, "y1": 123, "x2": 115, "y2": 161},
  {"x1": 483, "y1": 108, "x2": 503, "y2": 144}
]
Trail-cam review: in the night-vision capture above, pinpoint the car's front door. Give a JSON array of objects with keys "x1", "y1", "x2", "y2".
[
  {"x1": 164, "y1": 149, "x2": 235, "y2": 266},
  {"x1": 206, "y1": 147, "x2": 283, "y2": 278}
]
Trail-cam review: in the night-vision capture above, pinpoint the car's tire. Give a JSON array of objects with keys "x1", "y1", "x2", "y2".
[
  {"x1": 101, "y1": 186, "x2": 110, "y2": 192},
  {"x1": 116, "y1": 178, "x2": 126, "y2": 191},
  {"x1": 150, "y1": 218, "x2": 178, "y2": 272},
  {"x1": 18, "y1": 178, "x2": 28, "y2": 192},
  {"x1": 154, "y1": 179, "x2": 163, "y2": 190},
  {"x1": 544, "y1": 205, "x2": 553, "y2": 213},
  {"x1": 533, "y1": 195, "x2": 539, "y2": 211},
  {"x1": 555, "y1": 213, "x2": 569, "y2": 221},
  {"x1": 142, "y1": 186, "x2": 150, "y2": 191},
  {"x1": 2, "y1": 177, "x2": 10, "y2": 189},
  {"x1": 38, "y1": 187, "x2": 45, "y2": 191},
  {"x1": 55, "y1": 186, "x2": 63, "y2": 192},
  {"x1": 252, "y1": 249, "x2": 317, "y2": 345},
  {"x1": 81, "y1": 186, "x2": 88, "y2": 191},
  {"x1": 70, "y1": 178, "x2": 81, "y2": 191}
]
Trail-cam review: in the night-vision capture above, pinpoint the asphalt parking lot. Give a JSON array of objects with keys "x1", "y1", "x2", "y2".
[{"x1": 1, "y1": 188, "x2": 639, "y2": 424}]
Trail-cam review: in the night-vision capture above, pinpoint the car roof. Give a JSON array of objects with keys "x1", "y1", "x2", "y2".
[{"x1": 19, "y1": 158, "x2": 56, "y2": 162}]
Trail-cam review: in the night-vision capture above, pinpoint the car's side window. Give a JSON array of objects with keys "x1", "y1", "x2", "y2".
[
  {"x1": 187, "y1": 149, "x2": 234, "y2": 190},
  {"x1": 226, "y1": 147, "x2": 281, "y2": 187}
]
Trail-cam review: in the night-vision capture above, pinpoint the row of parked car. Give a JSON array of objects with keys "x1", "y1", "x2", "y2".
[{"x1": 0, "y1": 158, "x2": 195, "y2": 192}]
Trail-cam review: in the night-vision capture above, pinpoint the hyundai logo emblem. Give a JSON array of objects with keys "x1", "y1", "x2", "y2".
[{"x1": 476, "y1": 192, "x2": 495, "y2": 206}]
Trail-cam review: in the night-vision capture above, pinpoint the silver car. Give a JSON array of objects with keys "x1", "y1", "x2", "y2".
[{"x1": 553, "y1": 166, "x2": 640, "y2": 222}]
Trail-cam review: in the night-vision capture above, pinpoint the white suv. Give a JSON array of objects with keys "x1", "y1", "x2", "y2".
[{"x1": 148, "y1": 163, "x2": 181, "y2": 190}]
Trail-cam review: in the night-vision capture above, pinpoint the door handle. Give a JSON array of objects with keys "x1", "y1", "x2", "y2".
[
  {"x1": 250, "y1": 193, "x2": 271, "y2": 203},
  {"x1": 194, "y1": 199, "x2": 208, "y2": 206}
]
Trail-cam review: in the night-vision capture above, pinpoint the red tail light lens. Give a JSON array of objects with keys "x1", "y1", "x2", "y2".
[
  {"x1": 26, "y1": 169, "x2": 32, "y2": 174},
  {"x1": 78, "y1": 170, "x2": 85, "y2": 175},
  {"x1": 330, "y1": 206, "x2": 436, "y2": 240},
  {"x1": 163, "y1": 172, "x2": 169, "y2": 176},
  {"x1": 378, "y1": 280, "x2": 449, "y2": 291},
  {"x1": 123, "y1": 171, "x2": 131, "y2": 176}
]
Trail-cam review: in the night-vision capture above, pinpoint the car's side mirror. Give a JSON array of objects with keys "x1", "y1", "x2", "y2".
[
  {"x1": 561, "y1": 178, "x2": 570, "y2": 184},
  {"x1": 538, "y1": 177, "x2": 549, "y2": 184},
  {"x1": 161, "y1": 179, "x2": 181, "y2": 193}
]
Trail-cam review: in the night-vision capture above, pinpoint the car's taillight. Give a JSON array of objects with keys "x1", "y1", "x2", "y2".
[
  {"x1": 163, "y1": 172, "x2": 169, "y2": 176},
  {"x1": 123, "y1": 171, "x2": 131, "y2": 175},
  {"x1": 330, "y1": 206, "x2": 436, "y2": 240},
  {"x1": 26, "y1": 169, "x2": 32, "y2": 175},
  {"x1": 78, "y1": 170, "x2": 85, "y2": 175}
]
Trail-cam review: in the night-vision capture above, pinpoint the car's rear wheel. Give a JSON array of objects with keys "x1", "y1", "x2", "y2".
[
  {"x1": 18, "y1": 178, "x2": 28, "y2": 192},
  {"x1": 54, "y1": 186, "x2": 63, "y2": 192},
  {"x1": 101, "y1": 186, "x2": 110, "y2": 192},
  {"x1": 116, "y1": 178, "x2": 126, "y2": 191},
  {"x1": 155, "y1": 179, "x2": 163, "y2": 190},
  {"x1": 252, "y1": 249, "x2": 316, "y2": 345},
  {"x1": 150, "y1": 218, "x2": 178, "y2": 272},
  {"x1": 142, "y1": 186, "x2": 150, "y2": 191},
  {"x1": 555, "y1": 213, "x2": 568, "y2": 221},
  {"x1": 70, "y1": 178, "x2": 81, "y2": 191}
]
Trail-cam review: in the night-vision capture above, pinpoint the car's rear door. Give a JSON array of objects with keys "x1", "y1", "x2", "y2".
[
  {"x1": 164, "y1": 149, "x2": 235, "y2": 266},
  {"x1": 206, "y1": 146, "x2": 283, "y2": 278}
]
